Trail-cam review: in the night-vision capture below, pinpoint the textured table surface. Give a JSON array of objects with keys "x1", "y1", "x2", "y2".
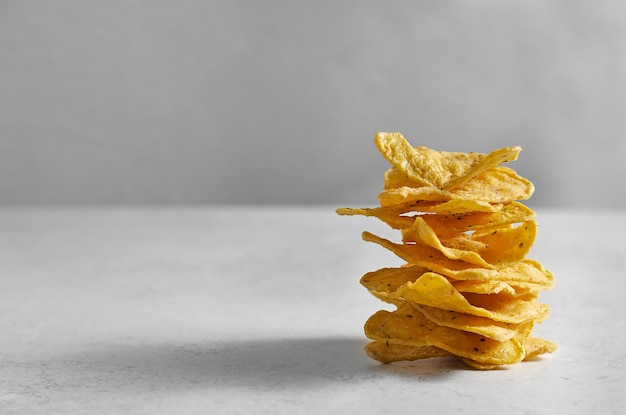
[{"x1": 1, "y1": 206, "x2": 625, "y2": 414}]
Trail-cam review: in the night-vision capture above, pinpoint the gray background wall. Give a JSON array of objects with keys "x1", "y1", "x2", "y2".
[{"x1": 1, "y1": 0, "x2": 625, "y2": 207}]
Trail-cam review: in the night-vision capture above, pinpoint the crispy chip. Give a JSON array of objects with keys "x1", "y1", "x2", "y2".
[
  {"x1": 417, "y1": 202, "x2": 535, "y2": 238},
  {"x1": 415, "y1": 304, "x2": 530, "y2": 342},
  {"x1": 362, "y1": 232, "x2": 554, "y2": 291},
  {"x1": 452, "y1": 166, "x2": 534, "y2": 201},
  {"x1": 364, "y1": 341, "x2": 452, "y2": 364},
  {"x1": 379, "y1": 186, "x2": 454, "y2": 204},
  {"x1": 453, "y1": 279, "x2": 547, "y2": 298},
  {"x1": 360, "y1": 266, "x2": 549, "y2": 324},
  {"x1": 361, "y1": 265, "x2": 552, "y2": 313},
  {"x1": 378, "y1": 193, "x2": 504, "y2": 213},
  {"x1": 363, "y1": 261, "x2": 553, "y2": 288},
  {"x1": 394, "y1": 272, "x2": 548, "y2": 324},
  {"x1": 523, "y1": 337, "x2": 558, "y2": 360},
  {"x1": 365, "y1": 341, "x2": 539, "y2": 370},
  {"x1": 364, "y1": 304, "x2": 526, "y2": 365},
  {"x1": 374, "y1": 132, "x2": 521, "y2": 190},
  {"x1": 365, "y1": 341, "x2": 514, "y2": 370},
  {"x1": 360, "y1": 266, "x2": 429, "y2": 304},
  {"x1": 337, "y1": 133, "x2": 555, "y2": 369},
  {"x1": 403, "y1": 217, "x2": 537, "y2": 267},
  {"x1": 458, "y1": 357, "x2": 502, "y2": 370},
  {"x1": 377, "y1": 187, "x2": 460, "y2": 212},
  {"x1": 437, "y1": 259, "x2": 554, "y2": 289},
  {"x1": 336, "y1": 206, "x2": 416, "y2": 230},
  {"x1": 382, "y1": 167, "x2": 534, "y2": 205},
  {"x1": 363, "y1": 229, "x2": 544, "y2": 281},
  {"x1": 337, "y1": 202, "x2": 535, "y2": 239},
  {"x1": 451, "y1": 279, "x2": 517, "y2": 296},
  {"x1": 407, "y1": 217, "x2": 493, "y2": 268},
  {"x1": 362, "y1": 230, "x2": 493, "y2": 271}
]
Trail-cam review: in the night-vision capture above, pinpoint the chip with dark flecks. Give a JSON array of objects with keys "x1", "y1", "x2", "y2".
[
  {"x1": 364, "y1": 303, "x2": 526, "y2": 365},
  {"x1": 336, "y1": 132, "x2": 556, "y2": 369},
  {"x1": 374, "y1": 132, "x2": 522, "y2": 191}
]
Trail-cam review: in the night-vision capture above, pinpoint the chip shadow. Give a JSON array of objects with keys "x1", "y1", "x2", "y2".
[{"x1": 20, "y1": 336, "x2": 466, "y2": 396}]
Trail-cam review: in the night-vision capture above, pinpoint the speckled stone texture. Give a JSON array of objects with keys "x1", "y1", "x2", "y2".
[{"x1": 1, "y1": 207, "x2": 624, "y2": 414}]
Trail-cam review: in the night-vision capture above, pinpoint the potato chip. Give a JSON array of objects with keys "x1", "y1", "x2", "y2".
[
  {"x1": 364, "y1": 304, "x2": 526, "y2": 365},
  {"x1": 458, "y1": 357, "x2": 502, "y2": 370},
  {"x1": 337, "y1": 133, "x2": 555, "y2": 369},
  {"x1": 381, "y1": 167, "x2": 534, "y2": 206},
  {"x1": 364, "y1": 330, "x2": 555, "y2": 369},
  {"x1": 361, "y1": 266, "x2": 548, "y2": 324},
  {"x1": 336, "y1": 206, "x2": 416, "y2": 230},
  {"x1": 451, "y1": 279, "x2": 517, "y2": 296},
  {"x1": 362, "y1": 230, "x2": 492, "y2": 271},
  {"x1": 406, "y1": 217, "x2": 493, "y2": 268},
  {"x1": 452, "y1": 166, "x2": 535, "y2": 201},
  {"x1": 364, "y1": 341, "x2": 452, "y2": 364},
  {"x1": 383, "y1": 167, "x2": 423, "y2": 190},
  {"x1": 523, "y1": 337, "x2": 558, "y2": 360},
  {"x1": 456, "y1": 221, "x2": 537, "y2": 266},
  {"x1": 403, "y1": 217, "x2": 537, "y2": 267},
  {"x1": 365, "y1": 340, "x2": 553, "y2": 369},
  {"x1": 450, "y1": 278, "x2": 547, "y2": 297},
  {"x1": 374, "y1": 132, "x2": 521, "y2": 190},
  {"x1": 361, "y1": 265, "x2": 553, "y2": 314},
  {"x1": 360, "y1": 265, "x2": 429, "y2": 304},
  {"x1": 417, "y1": 202, "x2": 535, "y2": 238},
  {"x1": 378, "y1": 187, "x2": 490, "y2": 210},
  {"x1": 368, "y1": 260, "x2": 553, "y2": 288},
  {"x1": 379, "y1": 186, "x2": 454, "y2": 205},
  {"x1": 378, "y1": 193, "x2": 504, "y2": 213},
  {"x1": 414, "y1": 304, "x2": 530, "y2": 342},
  {"x1": 337, "y1": 202, "x2": 535, "y2": 240},
  {"x1": 394, "y1": 272, "x2": 549, "y2": 324},
  {"x1": 362, "y1": 229, "x2": 550, "y2": 287}
]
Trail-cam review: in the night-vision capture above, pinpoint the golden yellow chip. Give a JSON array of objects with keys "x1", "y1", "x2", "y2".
[
  {"x1": 379, "y1": 186, "x2": 455, "y2": 204},
  {"x1": 378, "y1": 193, "x2": 504, "y2": 213},
  {"x1": 365, "y1": 341, "x2": 537, "y2": 370},
  {"x1": 374, "y1": 132, "x2": 521, "y2": 190},
  {"x1": 415, "y1": 304, "x2": 530, "y2": 342},
  {"x1": 504, "y1": 281, "x2": 549, "y2": 296},
  {"x1": 451, "y1": 279, "x2": 517, "y2": 296},
  {"x1": 404, "y1": 217, "x2": 537, "y2": 267},
  {"x1": 359, "y1": 265, "x2": 429, "y2": 304},
  {"x1": 337, "y1": 133, "x2": 555, "y2": 369},
  {"x1": 383, "y1": 167, "x2": 422, "y2": 190},
  {"x1": 337, "y1": 201, "x2": 535, "y2": 240},
  {"x1": 406, "y1": 217, "x2": 493, "y2": 268},
  {"x1": 452, "y1": 166, "x2": 535, "y2": 201},
  {"x1": 458, "y1": 357, "x2": 502, "y2": 370},
  {"x1": 364, "y1": 304, "x2": 526, "y2": 365},
  {"x1": 523, "y1": 337, "x2": 558, "y2": 360},
  {"x1": 361, "y1": 265, "x2": 548, "y2": 324},
  {"x1": 394, "y1": 272, "x2": 549, "y2": 324},
  {"x1": 417, "y1": 202, "x2": 535, "y2": 238},
  {"x1": 335, "y1": 206, "x2": 415, "y2": 230},
  {"x1": 381, "y1": 166, "x2": 534, "y2": 206},
  {"x1": 363, "y1": 261, "x2": 553, "y2": 288},
  {"x1": 364, "y1": 341, "x2": 452, "y2": 364},
  {"x1": 379, "y1": 187, "x2": 493, "y2": 209},
  {"x1": 363, "y1": 230, "x2": 496, "y2": 276},
  {"x1": 361, "y1": 266, "x2": 551, "y2": 312},
  {"x1": 363, "y1": 230, "x2": 494, "y2": 270},
  {"x1": 453, "y1": 278, "x2": 549, "y2": 297},
  {"x1": 361, "y1": 232, "x2": 554, "y2": 288}
]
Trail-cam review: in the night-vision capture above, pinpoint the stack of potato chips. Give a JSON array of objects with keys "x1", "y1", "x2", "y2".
[{"x1": 337, "y1": 132, "x2": 556, "y2": 369}]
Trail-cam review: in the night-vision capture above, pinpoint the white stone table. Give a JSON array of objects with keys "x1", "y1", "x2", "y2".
[{"x1": 1, "y1": 206, "x2": 624, "y2": 414}]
